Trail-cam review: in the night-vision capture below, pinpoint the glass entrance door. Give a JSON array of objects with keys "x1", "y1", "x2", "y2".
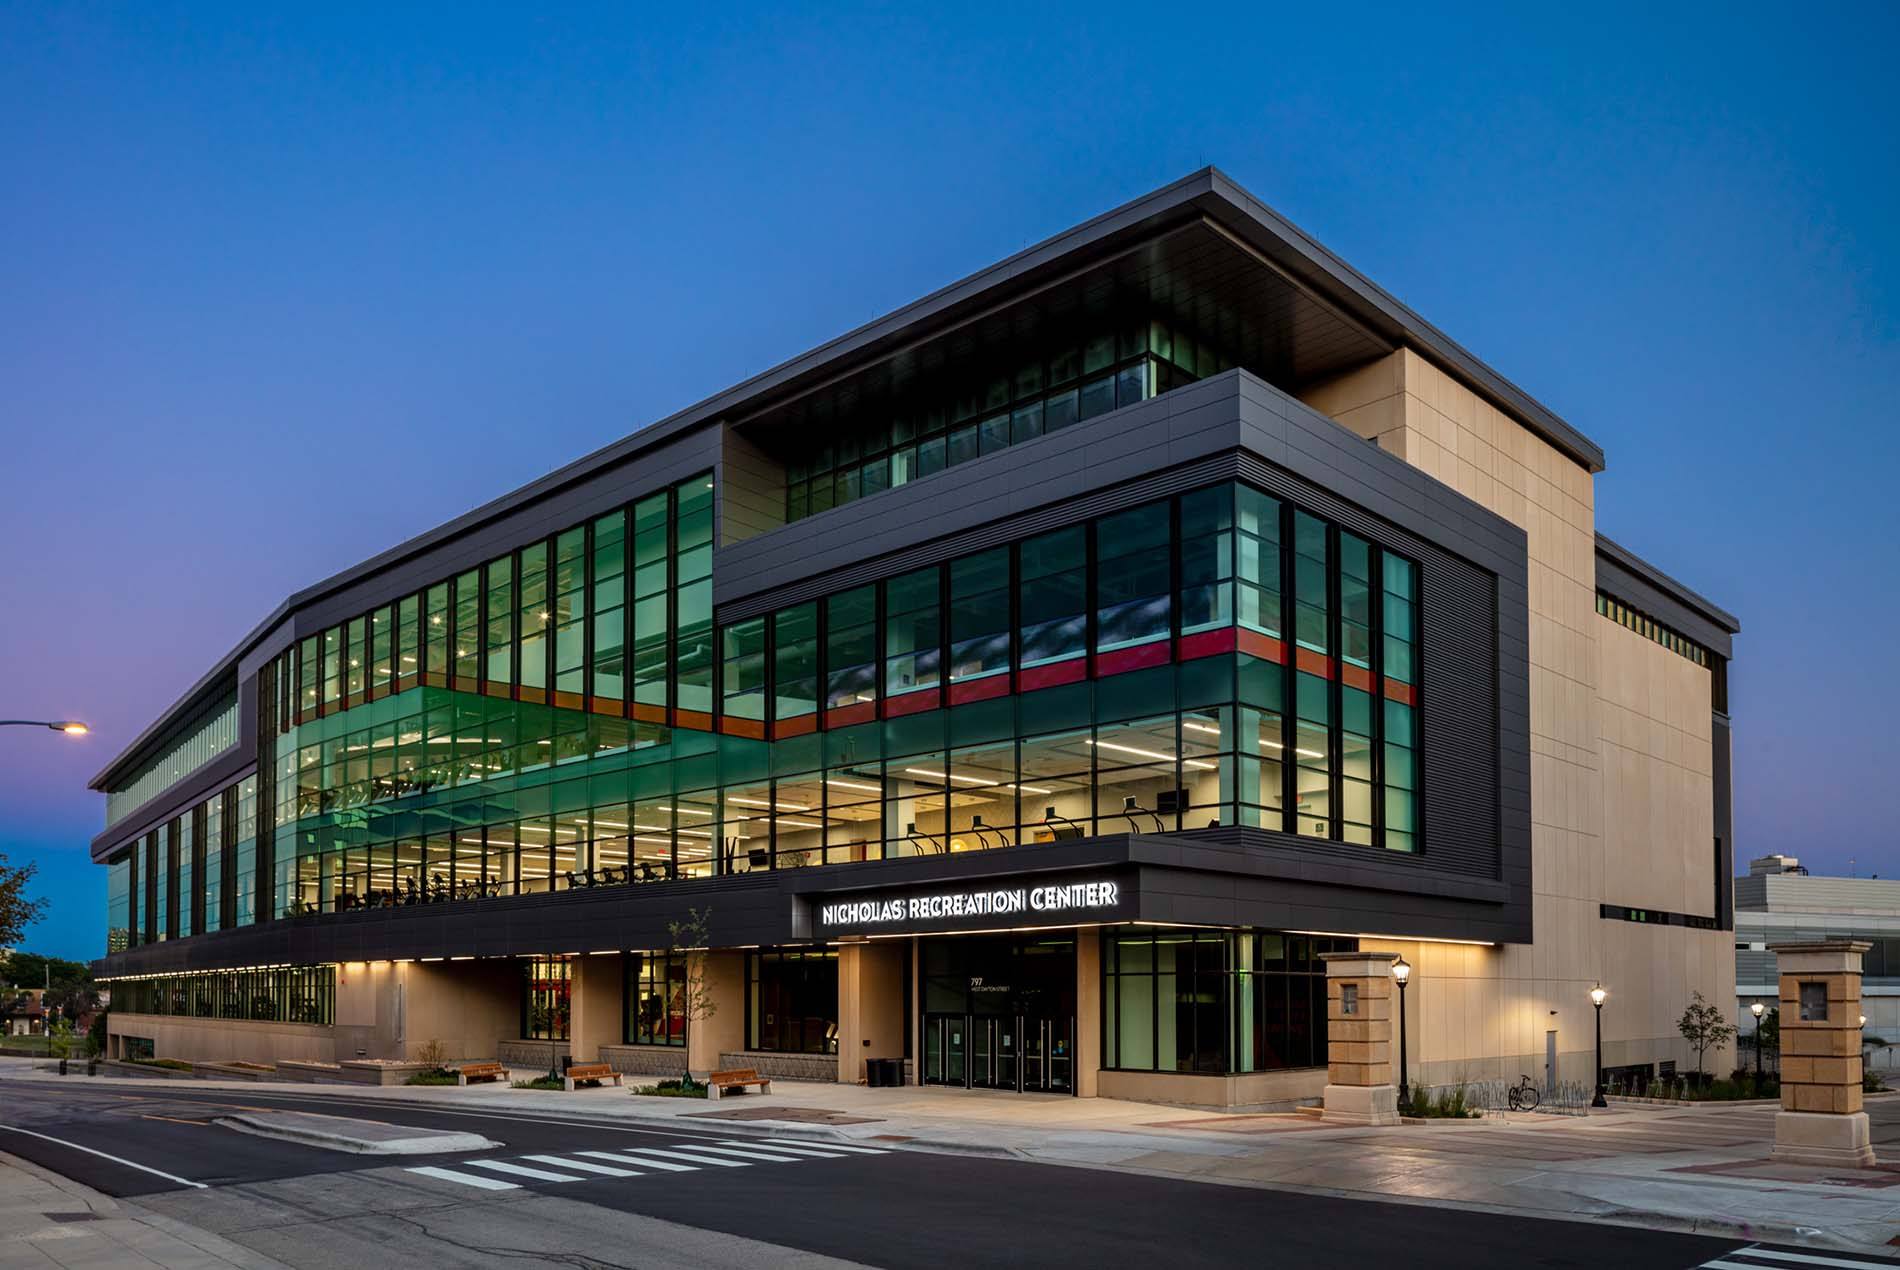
[{"x1": 925, "y1": 1011, "x2": 1072, "y2": 1092}]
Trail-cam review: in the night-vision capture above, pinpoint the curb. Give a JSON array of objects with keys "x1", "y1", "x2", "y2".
[{"x1": 215, "y1": 1113, "x2": 501, "y2": 1155}]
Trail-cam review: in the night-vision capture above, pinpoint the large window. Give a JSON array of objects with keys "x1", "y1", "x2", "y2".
[
  {"x1": 1103, "y1": 930, "x2": 1350, "y2": 1074},
  {"x1": 522, "y1": 957, "x2": 571, "y2": 1040},
  {"x1": 747, "y1": 949, "x2": 838, "y2": 1054},
  {"x1": 625, "y1": 952, "x2": 688, "y2": 1046},
  {"x1": 112, "y1": 965, "x2": 334, "y2": 1025}
]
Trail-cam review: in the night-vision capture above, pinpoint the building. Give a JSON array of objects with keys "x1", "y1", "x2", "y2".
[
  {"x1": 87, "y1": 168, "x2": 1741, "y2": 1107},
  {"x1": 2, "y1": 988, "x2": 46, "y2": 1038},
  {"x1": 1737, "y1": 855, "x2": 1897, "y2": 1070}
]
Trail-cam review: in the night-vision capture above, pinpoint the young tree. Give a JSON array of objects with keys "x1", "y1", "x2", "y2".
[
  {"x1": 0, "y1": 852, "x2": 48, "y2": 949},
  {"x1": 1677, "y1": 991, "x2": 1738, "y2": 1085},
  {"x1": 667, "y1": 906, "x2": 718, "y2": 1085}
]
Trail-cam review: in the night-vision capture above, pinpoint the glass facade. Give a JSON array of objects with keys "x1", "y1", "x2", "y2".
[
  {"x1": 747, "y1": 948, "x2": 839, "y2": 1054},
  {"x1": 104, "y1": 696, "x2": 239, "y2": 827},
  {"x1": 103, "y1": 472, "x2": 1427, "y2": 950},
  {"x1": 624, "y1": 951, "x2": 688, "y2": 1046},
  {"x1": 522, "y1": 956, "x2": 571, "y2": 1040},
  {"x1": 784, "y1": 316, "x2": 1232, "y2": 522},
  {"x1": 112, "y1": 966, "x2": 335, "y2": 1024},
  {"x1": 1102, "y1": 930, "x2": 1350, "y2": 1074}
]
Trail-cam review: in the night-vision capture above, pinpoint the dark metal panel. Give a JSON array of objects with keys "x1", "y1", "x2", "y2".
[{"x1": 1594, "y1": 534, "x2": 1739, "y2": 656}]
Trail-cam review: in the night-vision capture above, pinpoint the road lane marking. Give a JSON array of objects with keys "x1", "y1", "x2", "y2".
[
  {"x1": 760, "y1": 1138, "x2": 888, "y2": 1154},
  {"x1": 668, "y1": 1144, "x2": 817, "y2": 1163},
  {"x1": 406, "y1": 1165, "x2": 519, "y2": 1191},
  {"x1": 617, "y1": 1147, "x2": 751, "y2": 1168},
  {"x1": 1703, "y1": 1251, "x2": 1900, "y2": 1269},
  {"x1": 738, "y1": 1142, "x2": 862, "y2": 1157},
  {"x1": 520, "y1": 1154, "x2": 643, "y2": 1177},
  {"x1": 462, "y1": 1159, "x2": 586, "y2": 1182},
  {"x1": 578, "y1": 1150, "x2": 697, "y2": 1172},
  {"x1": 0, "y1": 1124, "x2": 207, "y2": 1189}
]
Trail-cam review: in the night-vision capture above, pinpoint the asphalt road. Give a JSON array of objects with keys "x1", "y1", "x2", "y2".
[{"x1": 0, "y1": 1077, "x2": 1828, "y2": 1270}]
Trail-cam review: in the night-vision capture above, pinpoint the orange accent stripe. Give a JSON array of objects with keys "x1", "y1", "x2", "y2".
[{"x1": 1295, "y1": 648, "x2": 1335, "y2": 680}]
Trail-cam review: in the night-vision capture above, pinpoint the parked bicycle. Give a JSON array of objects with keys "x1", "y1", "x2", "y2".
[{"x1": 1507, "y1": 1073, "x2": 1541, "y2": 1112}]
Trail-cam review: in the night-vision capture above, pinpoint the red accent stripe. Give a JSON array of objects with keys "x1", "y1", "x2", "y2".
[
  {"x1": 883, "y1": 689, "x2": 940, "y2": 718},
  {"x1": 1097, "y1": 641, "x2": 1173, "y2": 677},
  {"x1": 1341, "y1": 663, "x2": 1374, "y2": 692},
  {"x1": 825, "y1": 701, "x2": 877, "y2": 729},
  {"x1": 586, "y1": 695, "x2": 625, "y2": 717},
  {"x1": 1295, "y1": 648, "x2": 1335, "y2": 680},
  {"x1": 672, "y1": 708, "x2": 714, "y2": 732},
  {"x1": 1019, "y1": 659, "x2": 1087, "y2": 692},
  {"x1": 1236, "y1": 630, "x2": 1286, "y2": 664},
  {"x1": 947, "y1": 676, "x2": 1011, "y2": 706},
  {"x1": 772, "y1": 715, "x2": 818, "y2": 740},
  {"x1": 1384, "y1": 679, "x2": 1416, "y2": 705},
  {"x1": 1177, "y1": 628, "x2": 1237, "y2": 661},
  {"x1": 720, "y1": 717, "x2": 767, "y2": 740},
  {"x1": 631, "y1": 702, "x2": 667, "y2": 725}
]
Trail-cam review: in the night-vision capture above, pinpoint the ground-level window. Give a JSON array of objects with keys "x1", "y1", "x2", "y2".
[
  {"x1": 747, "y1": 948, "x2": 838, "y2": 1054},
  {"x1": 1102, "y1": 930, "x2": 1352, "y2": 1074},
  {"x1": 522, "y1": 957, "x2": 571, "y2": 1040},
  {"x1": 626, "y1": 951, "x2": 687, "y2": 1046}
]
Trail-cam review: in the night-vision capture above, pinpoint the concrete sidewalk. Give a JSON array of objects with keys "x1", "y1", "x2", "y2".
[
  {"x1": 0, "y1": 1149, "x2": 288, "y2": 1269},
  {"x1": 8, "y1": 1059, "x2": 1900, "y2": 1255}
]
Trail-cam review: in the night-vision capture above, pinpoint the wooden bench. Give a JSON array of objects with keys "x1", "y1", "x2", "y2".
[
  {"x1": 708, "y1": 1067, "x2": 771, "y2": 1100},
  {"x1": 455, "y1": 1061, "x2": 507, "y2": 1086},
  {"x1": 562, "y1": 1062, "x2": 623, "y2": 1092}
]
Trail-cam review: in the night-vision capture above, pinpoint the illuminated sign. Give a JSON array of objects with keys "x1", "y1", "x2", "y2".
[{"x1": 814, "y1": 877, "x2": 1128, "y2": 933}]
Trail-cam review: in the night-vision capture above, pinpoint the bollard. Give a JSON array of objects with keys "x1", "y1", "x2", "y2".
[{"x1": 58, "y1": 1058, "x2": 68, "y2": 1076}]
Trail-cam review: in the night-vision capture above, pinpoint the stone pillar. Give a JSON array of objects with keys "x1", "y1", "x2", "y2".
[
  {"x1": 835, "y1": 941, "x2": 906, "y2": 1084},
  {"x1": 684, "y1": 951, "x2": 746, "y2": 1080},
  {"x1": 1771, "y1": 940, "x2": 1874, "y2": 1167},
  {"x1": 1074, "y1": 929, "x2": 1101, "y2": 1098},
  {"x1": 1321, "y1": 950, "x2": 1399, "y2": 1126},
  {"x1": 567, "y1": 953, "x2": 624, "y2": 1064}
]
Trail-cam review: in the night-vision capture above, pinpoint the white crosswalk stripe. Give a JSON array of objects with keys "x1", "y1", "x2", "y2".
[
  {"x1": 405, "y1": 1138, "x2": 889, "y2": 1190},
  {"x1": 658, "y1": 1144, "x2": 811, "y2": 1163},
  {"x1": 577, "y1": 1149, "x2": 698, "y2": 1172},
  {"x1": 619, "y1": 1147, "x2": 754, "y2": 1168},
  {"x1": 464, "y1": 1159, "x2": 587, "y2": 1182},
  {"x1": 759, "y1": 1139, "x2": 889, "y2": 1154},
  {"x1": 520, "y1": 1154, "x2": 644, "y2": 1177},
  {"x1": 1698, "y1": 1247, "x2": 1900, "y2": 1269},
  {"x1": 405, "y1": 1165, "x2": 521, "y2": 1190}
]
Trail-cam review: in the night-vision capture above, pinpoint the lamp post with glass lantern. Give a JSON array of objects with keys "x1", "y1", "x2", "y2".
[
  {"x1": 1750, "y1": 1001, "x2": 1766, "y2": 1082},
  {"x1": 1392, "y1": 957, "x2": 1412, "y2": 1115},
  {"x1": 1590, "y1": 984, "x2": 1609, "y2": 1108}
]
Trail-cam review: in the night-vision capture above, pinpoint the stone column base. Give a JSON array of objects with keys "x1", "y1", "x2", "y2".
[
  {"x1": 1322, "y1": 1083, "x2": 1399, "y2": 1126},
  {"x1": 1770, "y1": 1111, "x2": 1875, "y2": 1167}
]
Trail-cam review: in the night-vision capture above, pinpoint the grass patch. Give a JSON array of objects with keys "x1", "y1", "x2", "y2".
[
  {"x1": 632, "y1": 1077, "x2": 708, "y2": 1099},
  {"x1": 1405, "y1": 1083, "x2": 1482, "y2": 1119},
  {"x1": 510, "y1": 1076, "x2": 565, "y2": 1091},
  {"x1": 405, "y1": 1070, "x2": 460, "y2": 1086}
]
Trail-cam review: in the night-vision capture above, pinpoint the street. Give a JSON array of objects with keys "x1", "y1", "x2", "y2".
[{"x1": 0, "y1": 1077, "x2": 1845, "y2": 1270}]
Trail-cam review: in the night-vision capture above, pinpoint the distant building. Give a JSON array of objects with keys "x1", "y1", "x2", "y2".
[
  {"x1": 1736, "y1": 854, "x2": 1898, "y2": 1069},
  {"x1": 2, "y1": 988, "x2": 47, "y2": 1038}
]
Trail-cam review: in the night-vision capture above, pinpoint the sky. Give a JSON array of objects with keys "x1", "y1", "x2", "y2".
[{"x1": 2, "y1": 3, "x2": 1895, "y2": 962}]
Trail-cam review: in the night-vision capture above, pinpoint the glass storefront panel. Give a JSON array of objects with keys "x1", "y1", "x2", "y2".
[{"x1": 746, "y1": 948, "x2": 838, "y2": 1054}]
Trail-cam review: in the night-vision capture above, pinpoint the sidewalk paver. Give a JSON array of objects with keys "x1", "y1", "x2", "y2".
[{"x1": 0, "y1": 1149, "x2": 288, "y2": 1269}]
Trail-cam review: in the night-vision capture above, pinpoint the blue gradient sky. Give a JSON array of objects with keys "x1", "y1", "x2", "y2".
[{"x1": 3, "y1": 4, "x2": 1895, "y2": 962}]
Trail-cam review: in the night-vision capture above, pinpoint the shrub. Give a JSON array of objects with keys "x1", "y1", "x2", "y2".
[
  {"x1": 511, "y1": 1075, "x2": 565, "y2": 1091},
  {"x1": 414, "y1": 1039, "x2": 447, "y2": 1068},
  {"x1": 1405, "y1": 1082, "x2": 1480, "y2": 1119},
  {"x1": 405, "y1": 1070, "x2": 459, "y2": 1086},
  {"x1": 633, "y1": 1077, "x2": 708, "y2": 1099},
  {"x1": 1863, "y1": 1068, "x2": 1885, "y2": 1094}
]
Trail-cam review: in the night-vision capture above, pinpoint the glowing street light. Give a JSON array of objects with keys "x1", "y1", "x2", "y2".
[
  {"x1": 1590, "y1": 984, "x2": 1609, "y2": 1108},
  {"x1": 1750, "y1": 1001, "x2": 1766, "y2": 1082},
  {"x1": 1, "y1": 719, "x2": 89, "y2": 736}
]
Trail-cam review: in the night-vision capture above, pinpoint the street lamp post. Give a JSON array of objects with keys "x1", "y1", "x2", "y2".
[
  {"x1": 1392, "y1": 957, "x2": 1412, "y2": 1116},
  {"x1": 1590, "y1": 984, "x2": 1608, "y2": 1108},
  {"x1": 0, "y1": 720, "x2": 89, "y2": 735},
  {"x1": 1750, "y1": 1001, "x2": 1766, "y2": 1083}
]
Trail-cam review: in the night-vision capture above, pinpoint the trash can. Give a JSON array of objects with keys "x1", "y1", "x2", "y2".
[{"x1": 866, "y1": 1058, "x2": 887, "y2": 1087}]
